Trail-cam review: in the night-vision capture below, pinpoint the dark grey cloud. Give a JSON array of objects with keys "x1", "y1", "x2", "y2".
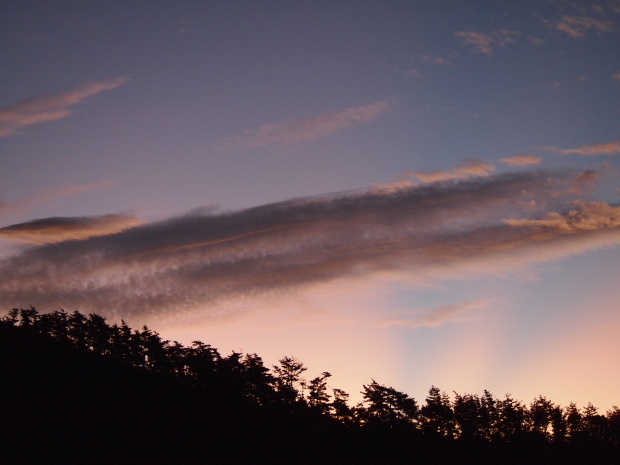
[{"x1": 1, "y1": 170, "x2": 618, "y2": 321}]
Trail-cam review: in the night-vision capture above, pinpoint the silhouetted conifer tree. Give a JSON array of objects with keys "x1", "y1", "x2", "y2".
[{"x1": 3, "y1": 307, "x2": 620, "y2": 465}]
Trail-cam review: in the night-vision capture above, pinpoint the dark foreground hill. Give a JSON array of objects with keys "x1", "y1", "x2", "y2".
[{"x1": 1, "y1": 308, "x2": 619, "y2": 464}]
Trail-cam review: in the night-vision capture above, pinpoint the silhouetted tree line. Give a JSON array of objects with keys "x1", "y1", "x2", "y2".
[{"x1": 2, "y1": 307, "x2": 619, "y2": 464}]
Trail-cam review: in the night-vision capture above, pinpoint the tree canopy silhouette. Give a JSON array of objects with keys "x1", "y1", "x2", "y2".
[{"x1": 2, "y1": 307, "x2": 619, "y2": 464}]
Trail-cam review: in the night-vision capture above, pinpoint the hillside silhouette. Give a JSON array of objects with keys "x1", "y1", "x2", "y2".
[{"x1": 2, "y1": 307, "x2": 619, "y2": 464}]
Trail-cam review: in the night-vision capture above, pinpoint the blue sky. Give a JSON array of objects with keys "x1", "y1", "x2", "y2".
[{"x1": 1, "y1": 0, "x2": 620, "y2": 409}]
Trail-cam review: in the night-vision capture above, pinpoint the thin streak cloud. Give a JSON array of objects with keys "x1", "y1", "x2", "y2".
[
  {"x1": 0, "y1": 77, "x2": 129, "y2": 137},
  {"x1": 378, "y1": 299, "x2": 489, "y2": 329},
  {"x1": 420, "y1": 54, "x2": 454, "y2": 66},
  {"x1": 0, "y1": 181, "x2": 113, "y2": 220},
  {"x1": 0, "y1": 214, "x2": 143, "y2": 245},
  {"x1": 499, "y1": 154, "x2": 542, "y2": 166},
  {"x1": 1, "y1": 171, "x2": 618, "y2": 322},
  {"x1": 544, "y1": 139, "x2": 620, "y2": 156},
  {"x1": 555, "y1": 15, "x2": 615, "y2": 38},
  {"x1": 454, "y1": 30, "x2": 519, "y2": 55},
  {"x1": 406, "y1": 159, "x2": 494, "y2": 183},
  {"x1": 218, "y1": 99, "x2": 393, "y2": 150}
]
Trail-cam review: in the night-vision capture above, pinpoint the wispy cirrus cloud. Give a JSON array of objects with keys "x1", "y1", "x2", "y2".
[
  {"x1": 218, "y1": 99, "x2": 394, "y2": 150},
  {"x1": 608, "y1": 0, "x2": 620, "y2": 14},
  {"x1": 378, "y1": 299, "x2": 489, "y2": 329},
  {"x1": 405, "y1": 159, "x2": 495, "y2": 183},
  {"x1": 0, "y1": 214, "x2": 143, "y2": 244},
  {"x1": 555, "y1": 15, "x2": 615, "y2": 38},
  {"x1": 454, "y1": 29, "x2": 519, "y2": 55},
  {"x1": 420, "y1": 54, "x2": 454, "y2": 66},
  {"x1": 0, "y1": 77, "x2": 128, "y2": 137},
  {"x1": 0, "y1": 181, "x2": 113, "y2": 220},
  {"x1": 543, "y1": 139, "x2": 620, "y2": 156},
  {"x1": 499, "y1": 154, "x2": 542, "y2": 166},
  {"x1": 371, "y1": 159, "x2": 495, "y2": 191},
  {"x1": 1, "y1": 170, "x2": 618, "y2": 322}
]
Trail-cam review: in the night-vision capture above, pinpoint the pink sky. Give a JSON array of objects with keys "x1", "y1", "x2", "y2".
[{"x1": 1, "y1": 0, "x2": 620, "y2": 411}]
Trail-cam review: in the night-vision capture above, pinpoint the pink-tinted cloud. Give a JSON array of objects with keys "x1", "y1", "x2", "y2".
[
  {"x1": 369, "y1": 176, "x2": 417, "y2": 194},
  {"x1": 528, "y1": 36, "x2": 545, "y2": 46},
  {"x1": 555, "y1": 15, "x2": 615, "y2": 38},
  {"x1": 378, "y1": 299, "x2": 489, "y2": 329},
  {"x1": 0, "y1": 181, "x2": 113, "y2": 220},
  {"x1": 0, "y1": 77, "x2": 128, "y2": 137},
  {"x1": 0, "y1": 214, "x2": 143, "y2": 244},
  {"x1": 406, "y1": 159, "x2": 495, "y2": 183},
  {"x1": 420, "y1": 54, "x2": 454, "y2": 66},
  {"x1": 504, "y1": 201, "x2": 620, "y2": 232},
  {"x1": 1, "y1": 170, "x2": 618, "y2": 321},
  {"x1": 544, "y1": 139, "x2": 620, "y2": 156},
  {"x1": 499, "y1": 154, "x2": 542, "y2": 166},
  {"x1": 219, "y1": 99, "x2": 393, "y2": 150},
  {"x1": 454, "y1": 29, "x2": 519, "y2": 55},
  {"x1": 569, "y1": 170, "x2": 600, "y2": 194},
  {"x1": 608, "y1": 0, "x2": 620, "y2": 14}
]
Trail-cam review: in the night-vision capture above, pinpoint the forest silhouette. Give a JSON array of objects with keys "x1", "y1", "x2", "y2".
[{"x1": 2, "y1": 307, "x2": 619, "y2": 464}]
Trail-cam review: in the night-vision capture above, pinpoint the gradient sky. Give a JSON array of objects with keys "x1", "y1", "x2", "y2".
[{"x1": 1, "y1": 0, "x2": 620, "y2": 410}]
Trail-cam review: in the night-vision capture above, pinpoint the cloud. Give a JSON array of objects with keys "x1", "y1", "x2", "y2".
[
  {"x1": 528, "y1": 36, "x2": 545, "y2": 46},
  {"x1": 420, "y1": 54, "x2": 454, "y2": 66},
  {"x1": 218, "y1": 99, "x2": 393, "y2": 150},
  {"x1": 378, "y1": 299, "x2": 489, "y2": 329},
  {"x1": 0, "y1": 77, "x2": 128, "y2": 137},
  {"x1": 499, "y1": 154, "x2": 542, "y2": 166},
  {"x1": 0, "y1": 181, "x2": 113, "y2": 220},
  {"x1": 543, "y1": 139, "x2": 620, "y2": 156},
  {"x1": 370, "y1": 176, "x2": 417, "y2": 194},
  {"x1": 555, "y1": 15, "x2": 615, "y2": 38},
  {"x1": 454, "y1": 30, "x2": 519, "y2": 55},
  {"x1": 404, "y1": 67, "x2": 423, "y2": 79},
  {"x1": 405, "y1": 159, "x2": 495, "y2": 183},
  {"x1": 504, "y1": 201, "x2": 620, "y2": 232},
  {"x1": 613, "y1": 71, "x2": 620, "y2": 84},
  {"x1": 1, "y1": 170, "x2": 619, "y2": 322},
  {"x1": 0, "y1": 214, "x2": 143, "y2": 244},
  {"x1": 609, "y1": 0, "x2": 620, "y2": 14},
  {"x1": 569, "y1": 170, "x2": 600, "y2": 194}
]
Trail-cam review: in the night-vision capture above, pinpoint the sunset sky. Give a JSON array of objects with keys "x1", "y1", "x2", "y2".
[{"x1": 1, "y1": 0, "x2": 620, "y2": 410}]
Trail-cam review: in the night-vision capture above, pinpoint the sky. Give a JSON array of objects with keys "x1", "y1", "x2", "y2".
[{"x1": 1, "y1": 0, "x2": 620, "y2": 411}]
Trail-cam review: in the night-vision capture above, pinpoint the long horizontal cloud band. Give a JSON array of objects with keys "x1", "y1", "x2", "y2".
[{"x1": 1, "y1": 171, "x2": 619, "y2": 320}]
